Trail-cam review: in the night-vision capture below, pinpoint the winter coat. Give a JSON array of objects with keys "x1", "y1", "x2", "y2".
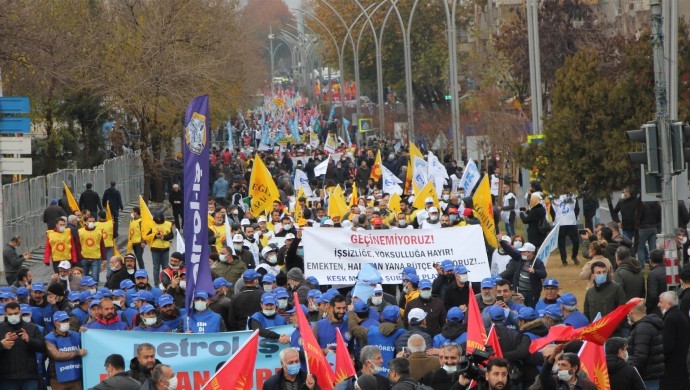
[
  {"x1": 499, "y1": 240, "x2": 547, "y2": 299},
  {"x1": 227, "y1": 285, "x2": 263, "y2": 331},
  {"x1": 645, "y1": 264, "x2": 667, "y2": 315},
  {"x1": 610, "y1": 195, "x2": 641, "y2": 231},
  {"x1": 494, "y1": 323, "x2": 530, "y2": 363},
  {"x1": 395, "y1": 326, "x2": 433, "y2": 355},
  {"x1": 519, "y1": 204, "x2": 548, "y2": 248},
  {"x1": 91, "y1": 372, "x2": 141, "y2": 390},
  {"x1": 403, "y1": 296, "x2": 446, "y2": 337},
  {"x1": 0, "y1": 321, "x2": 46, "y2": 380},
  {"x1": 606, "y1": 356, "x2": 646, "y2": 390},
  {"x1": 628, "y1": 314, "x2": 665, "y2": 380},
  {"x1": 262, "y1": 369, "x2": 321, "y2": 390},
  {"x1": 613, "y1": 257, "x2": 645, "y2": 300},
  {"x1": 661, "y1": 305, "x2": 690, "y2": 388},
  {"x1": 538, "y1": 359, "x2": 597, "y2": 390},
  {"x1": 583, "y1": 280, "x2": 626, "y2": 322},
  {"x1": 408, "y1": 351, "x2": 440, "y2": 381},
  {"x1": 127, "y1": 357, "x2": 162, "y2": 384}
]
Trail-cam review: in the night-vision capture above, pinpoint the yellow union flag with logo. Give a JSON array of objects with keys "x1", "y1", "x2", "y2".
[
  {"x1": 249, "y1": 155, "x2": 280, "y2": 216},
  {"x1": 472, "y1": 175, "x2": 498, "y2": 248}
]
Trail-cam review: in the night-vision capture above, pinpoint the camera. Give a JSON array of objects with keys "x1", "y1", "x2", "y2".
[{"x1": 458, "y1": 348, "x2": 492, "y2": 381}]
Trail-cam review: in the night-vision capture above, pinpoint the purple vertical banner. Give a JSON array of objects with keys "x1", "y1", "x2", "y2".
[{"x1": 183, "y1": 94, "x2": 214, "y2": 316}]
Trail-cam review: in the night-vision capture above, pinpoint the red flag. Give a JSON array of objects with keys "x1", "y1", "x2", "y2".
[
  {"x1": 334, "y1": 328, "x2": 356, "y2": 384},
  {"x1": 486, "y1": 325, "x2": 503, "y2": 358},
  {"x1": 294, "y1": 293, "x2": 336, "y2": 390},
  {"x1": 466, "y1": 284, "x2": 488, "y2": 354},
  {"x1": 529, "y1": 298, "x2": 642, "y2": 353},
  {"x1": 203, "y1": 330, "x2": 259, "y2": 390},
  {"x1": 578, "y1": 341, "x2": 611, "y2": 390}
]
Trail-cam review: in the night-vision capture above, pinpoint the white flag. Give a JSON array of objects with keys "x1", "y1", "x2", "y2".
[
  {"x1": 534, "y1": 223, "x2": 559, "y2": 266},
  {"x1": 175, "y1": 228, "x2": 185, "y2": 253},
  {"x1": 381, "y1": 164, "x2": 403, "y2": 195},
  {"x1": 324, "y1": 133, "x2": 336, "y2": 154},
  {"x1": 427, "y1": 151, "x2": 449, "y2": 179},
  {"x1": 314, "y1": 155, "x2": 330, "y2": 177},
  {"x1": 293, "y1": 169, "x2": 313, "y2": 196},
  {"x1": 459, "y1": 158, "x2": 480, "y2": 193},
  {"x1": 225, "y1": 214, "x2": 236, "y2": 255},
  {"x1": 412, "y1": 156, "x2": 429, "y2": 189}
]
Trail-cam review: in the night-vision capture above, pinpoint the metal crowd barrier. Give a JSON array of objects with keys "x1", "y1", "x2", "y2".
[{"x1": 3, "y1": 151, "x2": 144, "y2": 252}]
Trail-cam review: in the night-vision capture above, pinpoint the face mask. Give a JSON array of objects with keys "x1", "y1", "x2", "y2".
[
  {"x1": 266, "y1": 254, "x2": 277, "y2": 264},
  {"x1": 113, "y1": 300, "x2": 122, "y2": 309},
  {"x1": 368, "y1": 360, "x2": 382, "y2": 374},
  {"x1": 109, "y1": 266, "x2": 119, "y2": 272},
  {"x1": 398, "y1": 220, "x2": 407, "y2": 227},
  {"x1": 194, "y1": 301, "x2": 207, "y2": 311},
  {"x1": 277, "y1": 299, "x2": 288, "y2": 309},
  {"x1": 371, "y1": 296, "x2": 383, "y2": 306},
  {"x1": 621, "y1": 193, "x2": 628, "y2": 199},
  {"x1": 403, "y1": 286, "x2": 410, "y2": 294},
  {"x1": 179, "y1": 281, "x2": 187, "y2": 290},
  {"x1": 429, "y1": 215, "x2": 439, "y2": 222},
  {"x1": 131, "y1": 213, "x2": 135, "y2": 219},
  {"x1": 127, "y1": 269, "x2": 135, "y2": 275},
  {"x1": 594, "y1": 274, "x2": 607, "y2": 286},
  {"x1": 88, "y1": 288, "x2": 97, "y2": 295},
  {"x1": 166, "y1": 376, "x2": 178, "y2": 390},
  {"x1": 309, "y1": 303, "x2": 318, "y2": 311},
  {"x1": 22, "y1": 315, "x2": 31, "y2": 323},
  {"x1": 232, "y1": 210, "x2": 239, "y2": 215},
  {"x1": 622, "y1": 351, "x2": 629, "y2": 361},
  {"x1": 143, "y1": 317, "x2": 157, "y2": 326},
  {"x1": 449, "y1": 215, "x2": 458, "y2": 222},
  {"x1": 504, "y1": 308, "x2": 511, "y2": 318},
  {"x1": 420, "y1": 290, "x2": 432, "y2": 299},
  {"x1": 297, "y1": 249, "x2": 304, "y2": 257},
  {"x1": 514, "y1": 241, "x2": 523, "y2": 249},
  {"x1": 283, "y1": 224, "x2": 293, "y2": 230},
  {"x1": 57, "y1": 226, "x2": 66, "y2": 233},
  {"x1": 0, "y1": 315, "x2": 4, "y2": 323},
  {"x1": 59, "y1": 323, "x2": 70, "y2": 332},
  {"x1": 521, "y1": 255, "x2": 529, "y2": 261},
  {"x1": 557, "y1": 369, "x2": 573, "y2": 382},
  {"x1": 459, "y1": 274, "x2": 469, "y2": 283},
  {"x1": 264, "y1": 284, "x2": 274, "y2": 293},
  {"x1": 286, "y1": 362, "x2": 301, "y2": 375},
  {"x1": 233, "y1": 244, "x2": 243, "y2": 251},
  {"x1": 681, "y1": 237, "x2": 688, "y2": 245},
  {"x1": 87, "y1": 222, "x2": 96, "y2": 229},
  {"x1": 442, "y1": 194, "x2": 450, "y2": 201},
  {"x1": 263, "y1": 309, "x2": 276, "y2": 316},
  {"x1": 60, "y1": 275, "x2": 69, "y2": 281},
  {"x1": 219, "y1": 254, "x2": 227, "y2": 263},
  {"x1": 7, "y1": 314, "x2": 20, "y2": 325},
  {"x1": 443, "y1": 364, "x2": 457, "y2": 373}
]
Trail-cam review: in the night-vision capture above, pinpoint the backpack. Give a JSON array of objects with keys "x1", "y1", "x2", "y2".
[{"x1": 538, "y1": 217, "x2": 552, "y2": 234}]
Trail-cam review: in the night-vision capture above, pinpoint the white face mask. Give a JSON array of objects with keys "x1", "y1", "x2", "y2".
[
  {"x1": 443, "y1": 364, "x2": 457, "y2": 373},
  {"x1": 277, "y1": 299, "x2": 288, "y2": 309},
  {"x1": 521, "y1": 255, "x2": 529, "y2": 261},
  {"x1": 263, "y1": 285, "x2": 274, "y2": 293},
  {"x1": 557, "y1": 369, "x2": 573, "y2": 382},
  {"x1": 59, "y1": 322, "x2": 70, "y2": 332},
  {"x1": 420, "y1": 290, "x2": 432, "y2": 299},
  {"x1": 167, "y1": 376, "x2": 178, "y2": 390},
  {"x1": 283, "y1": 224, "x2": 293, "y2": 230},
  {"x1": 87, "y1": 222, "x2": 95, "y2": 229},
  {"x1": 371, "y1": 296, "x2": 383, "y2": 306},
  {"x1": 429, "y1": 215, "x2": 439, "y2": 222},
  {"x1": 233, "y1": 244, "x2": 243, "y2": 251},
  {"x1": 263, "y1": 309, "x2": 276, "y2": 316},
  {"x1": 513, "y1": 241, "x2": 523, "y2": 249},
  {"x1": 219, "y1": 254, "x2": 227, "y2": 263},
  {"x1": 179, "y1": 281, "x2": 187, "y2": 290},
  {"x1": 22, "y1": 315, "x2": 31, "y2": 323},
  {"x1": 7, "y1": 314, "x2": 21, "y2": 325},
  {"x1": 57, "y1": 226, "x2": 66, "y2": 233},
  {"x1": 127, "y1": 269, "x2": 135, "y2": 275},
  {"x1": 88, "y1": 288, "x2": 96, "y2": 295},
  {"x1": 368, "y1": 360, "x2": 382, "y2": 374},
  {"x1": 194, "y1": 301, "x2": 207, "y2": 311},
  {"x1": 266, "y1": 254, "x2": 277, "y2": 264},
  {"x1": 442, "y1": 194, "x2": 450, "y2": 201},
  {"x1": 110, "y1": 266, "x2": 119, "y2": 272},
  {"x1": 143, "y1": 317, "x2": 157, "y2": 326},
  {"x1": 459, "y1": 274, "x2": 469, "y2": 283},
  {"x1": 309, "y1": 303, "x2": 318, "y2": 311},
  {"x1": 398, "y1": 220, "x2": 407, "y2": 227},
  {"x1": 681, "y1": 237, "x2": 688, "y2": 245},
  {"x1": 131, "y1": 213, "x2": 135, "y2": 219}
]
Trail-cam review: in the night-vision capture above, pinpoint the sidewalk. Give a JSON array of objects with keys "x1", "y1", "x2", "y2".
[{"x1": 5, "y1": 201, "x2": 176, "y2": 287}]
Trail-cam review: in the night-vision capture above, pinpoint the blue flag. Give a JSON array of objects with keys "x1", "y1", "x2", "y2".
[
  {"x1": 226, "y1": 120, "x2": 233, "y2": 150},
  {"x1": 328, "y1": 105, "x2": 335, "y2": 122},
  {"x1": 183, "y1": 94, "x2": 214, "y2": 318},
  {"x1": 342, "y1": 117, "x2": 351, "y2": 146}
]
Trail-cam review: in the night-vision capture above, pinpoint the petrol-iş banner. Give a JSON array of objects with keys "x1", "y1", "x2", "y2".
[
  {"x1": 302, "y1": 225, "x2": 491, "y2": 284},
  {"x1": 82, "y1": 327, "x2": 294, "y2": 390}
]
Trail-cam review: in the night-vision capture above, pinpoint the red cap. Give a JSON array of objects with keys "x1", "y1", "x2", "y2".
[{"x1": 463, "y1": 208, "x2": 473, "y2": 217}]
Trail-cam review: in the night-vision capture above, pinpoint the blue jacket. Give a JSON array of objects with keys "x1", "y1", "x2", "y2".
[{"x1": 184, "y1": 309, "x2": 222, "y2": 333}]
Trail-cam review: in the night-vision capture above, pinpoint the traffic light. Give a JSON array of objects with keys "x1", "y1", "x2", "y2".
[
  {"x1": 627, "y1": 121, "x2": 660, "y2": 174},
  {"x1": 670, "y1": 121, "x2": 690, "y2": 174}
]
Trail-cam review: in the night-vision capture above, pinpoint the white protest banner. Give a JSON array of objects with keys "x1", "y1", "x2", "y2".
[
  {"x1": 302, "y1": 225, "x2": 490, "y2": 284},
  {"x1": 459, "y1": 158, "x2": 480, "y2": 193},
  {"x1": 535, "y1": 223, "x2": 560, "y2": 266}
]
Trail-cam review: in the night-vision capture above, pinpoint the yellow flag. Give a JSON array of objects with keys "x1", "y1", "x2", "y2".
[
  {"x1": 405, "y1": 142, "x2": 424, "y2": 193},
  {"x1": 349, "y1": 182, "x2": 359, "y2": 207},
  {"x1": 472, "y1": 175, "x2": 498, "y2": 248},
  {"x1": 412, "y1": 181, "x2": 440, "y2": 211},
  {"x1": 328, "y1": 185, "x2": 349, "y2": 219},
  {"x1": 370, "y1": 150, "x2": 382, "y2": 180},
  {"x1": 249, "y1": 155, "x2": 281, "y2": 215},
  {"x1": 63, "y1": 182, "x2": 81, "y2": 214},
  {"x1": 294, "y1": 186, "x2": 307, "y2": 226},
  {"x1": 105, "y1": 202, "x2": 122, "y2": 257},
  {"x1": 389, "y1": 192, "x2": 402, "y2": 216},
  {"x1": 139, "y1": 196, "x2": 156, "y2": 244}
]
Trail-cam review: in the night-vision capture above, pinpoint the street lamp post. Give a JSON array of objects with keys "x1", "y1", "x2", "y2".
[{"x1": 443, "y1": 0, "x2": 461, "y2": 162}]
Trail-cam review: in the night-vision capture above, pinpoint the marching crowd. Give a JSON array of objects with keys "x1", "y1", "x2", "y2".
[{"x1": 2, "y1": 112, "x2": 690, "y2": 390}]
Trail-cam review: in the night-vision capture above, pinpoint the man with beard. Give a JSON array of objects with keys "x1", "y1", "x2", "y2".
[
  {"x1": 133, "y1": 270, "x2": 162, "y2": 302},
  {"x1": 29, "y1": 282, "x2": 55, "y2": 330},
  {"x1": 105, "y1": 255, "x2": 131, "y2": 290},
  {"x1": 132, "y1": 304, "x2": 170, "y2": 332},
  {"x1": 499, "y1": 242, "x2": 547, "y2": 308},
  {"x1": 476, "y1": 278, "x2": 498, "y2": 311},
  {"x1": 159, "y1": 252, "x2": 185, "y2": 290},
  {"x1": 127, "y1": 343, "x2": 162, "y2": 384},
  {"x1": 431, "y1": 260, "x2": 455, "y2": 301},
  {"x1": 457, "y1": 358, "x2": 510, "y2": 390},
  {"x1": 404, "y1": 279, "x2": 446, "y2": 337},
  {"x1": 209, "y1": 277, "x2": 233, "y2": 330},
  {"x1": 443, "y1": 265, "x2": 471, "y2": 311},
  {"x1": 314, "y1": 294, "x2": 350, "y2": 353},
  {"x1": 157, "y1": 294, "x2": 184, "y2": 332},
  {"x1": 421, "y1": 343, "x2": 462, "y2": 390},
  {"x1": 85, "y1": 297, "x2": 128, "y2": 330}
]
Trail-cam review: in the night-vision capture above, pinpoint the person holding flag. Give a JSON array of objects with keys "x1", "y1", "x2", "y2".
[
  {"x1": 538, "y1": 345, "x2": 596, "y2": 390},
  {"x1": 263, "y1": 347, "x2": 319, "y2": 390}
]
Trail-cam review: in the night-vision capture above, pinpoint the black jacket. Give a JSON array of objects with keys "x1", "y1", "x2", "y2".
[
  {"x1": 0, "y1": 321, "x2": 46, "y2": 380},
  {"x1": 79, "y1": 188, "x2": 102, "y2": 215},
  {"x1": 228, "y1": 285, "x2": 263, "y2": 331},
  {"x1": 168, "y1": 189, "x2": 183, "y2": 209},
  {"x1": 637, "y1": 201, "x2": 661, "y2": 229},
  {"x1": 499, "y1": 240, "x2": 547, "y2": 298},
  {"x1": 493, "y1": 323, "x2": 530, "y2": 363},
  {"x1": 421, "y1": 367, "x2": 461, "y2": 390},
  {"x1": 605, "y1": 355, "x2": 646, "y2": 390},
  {"x1": 262, "y1": 369, "x2": 320, "y2": 390},
  {"x1": 661, "y1": 306, "x2": 690, "y2": 388},
  {"x1": 538, "y1": 359, "x2": 597, "y2": 390},
  {"x1": 519, "y1": 204, "x2": 547, "y2": 248},
  {"x1": 105, "y1": 267, "x2": 134, "y2": 290},
  {"x1": 127, "y1": 357, "x2": 162, "y2": 384},
  {"x1": 645, "y1": 264, "x2": 667, "y2": 315},
  {"x1": 395, "y1": 326, "x2": 433, "y2": 355},
  {"x1": 609, "y1": 195, "x2": 641, "y2": 231},
  {"x1": 43, "y1": 205, "x2": 67, "y2": 229},
  {"x1": 628, "y1": 314, "x2": 665, "y2": 380},
  {"x1": 102, "y1": 186, "x2": 123, "y2": 211},
  {"x1": 91, "y1": 371, "x2": 141, "y2": 390},
  {"x1": 404, "y1": 297, "x2": 446, "y2": 337},
  {"x1": 443, "y1": 282, "x2": 471, "y2": 311},
  {"x1": 3, "y1": 243, "x2": 24, "y2": 276}
]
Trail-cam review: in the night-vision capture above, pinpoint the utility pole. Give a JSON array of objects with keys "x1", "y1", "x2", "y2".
[{"x1": 650, "y1": 0, "x2": 679, "y2": 289}]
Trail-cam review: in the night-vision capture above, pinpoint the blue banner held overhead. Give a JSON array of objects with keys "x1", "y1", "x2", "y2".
[{"x1": 183, "y1": 94, "x2": 214, "y2": 317}]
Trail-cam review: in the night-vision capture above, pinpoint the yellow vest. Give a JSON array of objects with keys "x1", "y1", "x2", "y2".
[
  {"x1": 129, "y1": 218, "x2": 142, "y2": 244},
  {"x1": 150, "y1": 221, "x2": 173, "y2": 249},
  {"x1": 78, "y1": 227, "x2": 102, "y2": 259},
  {"x1": 209, "y1": 224, "x2": 226, "y2": 253},
  {"x1": 208, "y1": 213, "x2": 214, "y2": 227},
  {"x1": 95, "y1": 221, "x2": 114, "y2": 248},
  {"x1": 46, "y1": 229, "x2": 73, "y2": 262}
]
